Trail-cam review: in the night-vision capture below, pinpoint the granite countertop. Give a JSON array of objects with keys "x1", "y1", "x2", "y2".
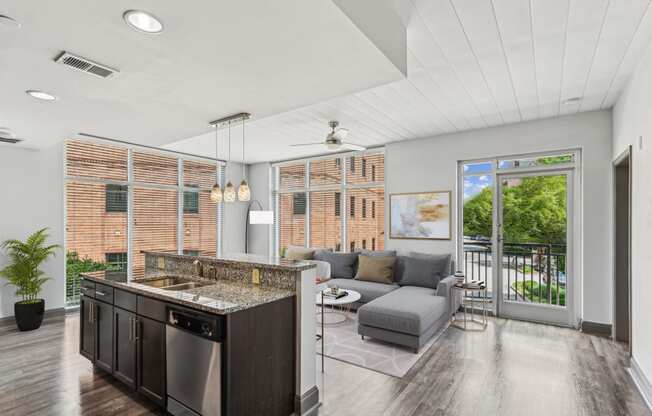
[
  {"x1": 81, "y1": 271, "x2": 295, "y2": 315},
  {"x1": 142, "y1": 250, "x2": 317, "y2": 272}
]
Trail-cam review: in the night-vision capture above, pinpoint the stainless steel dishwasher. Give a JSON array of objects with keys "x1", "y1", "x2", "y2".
[{"x1": 166, "y1": 306, "x2": 223, "y2": 416}]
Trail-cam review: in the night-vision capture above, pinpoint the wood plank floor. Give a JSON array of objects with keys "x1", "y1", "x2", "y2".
[{"x1": 0, "y1": 313, "x2": 649, "y2": 416}]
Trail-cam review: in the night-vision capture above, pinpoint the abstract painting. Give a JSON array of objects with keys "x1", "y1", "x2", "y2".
[{"x1": 390, "y1": 191, "x2": 451, "y2": 240}]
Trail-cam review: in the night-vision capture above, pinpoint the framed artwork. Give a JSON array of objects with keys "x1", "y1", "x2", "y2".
[{"x1": 390, "y1": 191, "x2": 451, "y2": 240}]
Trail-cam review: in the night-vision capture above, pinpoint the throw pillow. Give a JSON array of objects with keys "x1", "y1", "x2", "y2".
[
  {"x1": 285, "y1": 246, "x2": 315, "y2": 260},
  {"x1": 397, "y1": 254, "x2": 451, "y2": 289},
  {"x1": 354, "y1": 255, "x2": 397, "y2": 285},
  {"x1": 356, "y1": 249, "x2": 397, "y2": 257},
  {"x1": 408, "y1": 252, "x2": 452, "y2": 276},
  {"x1": 314, "y1": 251, "x2": 358, "y2": 279}
]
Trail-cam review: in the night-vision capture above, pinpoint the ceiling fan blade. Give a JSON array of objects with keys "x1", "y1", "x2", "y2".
[
  {"x1": 333, "y1": 128, "x2": 349, "y2": 140},
  {"x1": 290, "y1": 142, "x2": 326, "y2": 147},
  {"x1": 342, "y1": 142, "x2": 366, "y2": 151}
]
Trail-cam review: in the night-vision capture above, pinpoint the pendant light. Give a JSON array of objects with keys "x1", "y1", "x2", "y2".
[
  {"x1": 238, "y1": 116, "x2": 251, "y2": 201},
  {"x1": 209, "y1": 124, "x2": 222, "y2": 203},
  {"x1": 223, "y1": 121, "x2": 236, "y2": 202}
]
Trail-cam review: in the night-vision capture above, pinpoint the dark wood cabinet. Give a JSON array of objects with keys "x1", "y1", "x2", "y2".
[
  {"x1": 79, "y1": 295, "x2": 95, "y2": 361},
  {"x1": 95, "y1": 300, "x2": 114, "y2": 373},
  {"x1": 113, "y1": 307, "x2": 137, "y2": 388},
  {"x1": 80, "y1": 295, "x2": 114, "y2": 373},
  {"x1": 137, "y1": 316, "x2": 166, "y2": 406}
]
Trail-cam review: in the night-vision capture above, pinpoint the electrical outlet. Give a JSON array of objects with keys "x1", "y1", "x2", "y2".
[
  {"x1": 252, "y1": 268, "x2": 261, "y2": 285},
  {"x1": 157, "y1": 257, "x2": 165, "y2": 270}
]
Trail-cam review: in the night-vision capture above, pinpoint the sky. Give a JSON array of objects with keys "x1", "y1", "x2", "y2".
[{"x1": 463, "y1": 162, "x2": 493, "y2": 200}]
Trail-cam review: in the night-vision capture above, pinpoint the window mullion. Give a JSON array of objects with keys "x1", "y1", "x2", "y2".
[
  {"x1": 127, "y1": 148, "x2": 134, "y2": 282},
  {"x1": 177, "y1": 159, "x2": 184, "y2": 255},
  {"x1": 305, "y1": 161, "x2": 310, "y2": 248},
  {"x1": 342, "y1": 156, "x2": 347, "y2": 252}
]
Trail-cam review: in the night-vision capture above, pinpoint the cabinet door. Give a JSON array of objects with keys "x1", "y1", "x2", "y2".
[
  {"x1": 113, "y1": 307, "x2": 137, "y2": 388},
  {"x1": 137, "y1": 316, "x2": 166, "y2": 406},
  {"x1": 79, "y1": 296, "x2": 94, "y2": 362},
  {"x1": 94, "y1": 300, "x2": 114, "y2": 373}
]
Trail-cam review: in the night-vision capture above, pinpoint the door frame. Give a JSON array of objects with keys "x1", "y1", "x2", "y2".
[
  {"x1": 612, "y1": 146, "x2": 632, "y2": 353},
  {"x1": 495, "y1": 168, "x2": 575, "y2": 327}
]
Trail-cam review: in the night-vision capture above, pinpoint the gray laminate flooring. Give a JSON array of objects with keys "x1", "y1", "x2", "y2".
[{"x1": 0, "y1": 313, "x2": 649, "y2": 416}]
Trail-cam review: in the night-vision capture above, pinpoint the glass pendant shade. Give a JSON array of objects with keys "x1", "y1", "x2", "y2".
[
  {"x1": 224, "y1": 181, "x2": 236, "y2": 202},
  {"x1": 238, "y1": 180, "x2": 251, "y2": 201},
  {"x1": 210, "y1": 183, "x2": 222, "y2": 202}
]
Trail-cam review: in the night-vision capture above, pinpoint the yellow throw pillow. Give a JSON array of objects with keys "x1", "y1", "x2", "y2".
[{"x1": 354, "y1": 255, "x2": 397, "y2": 284}]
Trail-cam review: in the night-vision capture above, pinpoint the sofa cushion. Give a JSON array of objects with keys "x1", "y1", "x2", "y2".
[
  {"x1": 327, "y1": 278, "x2": 398, "y2": 304},
  {"x1": 356, "y1": 249, "x2": 397, "y2": 257},
  {"x1": 314, "y1": 251, "x2": 358, "y2": 279},
  {"x1": 409, "y1": 252, "x2": 453, "y2": 275},
  {"x1": 357, "y1": 286, "x2": 448, "y2": 336},
  {"x1": 285, "y1": 245, "x2": 314, "y2": 260},
  {"x1": 397, "y1": 256, "x2": 444, "y2": 289},
  {"x1": 354, "y1": 255, "x2": 397, "y2": 284}
]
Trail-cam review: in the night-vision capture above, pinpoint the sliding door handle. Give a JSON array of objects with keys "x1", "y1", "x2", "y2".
[{"x1": 133, "y1": 318, "x2": 139, "y2": 341}]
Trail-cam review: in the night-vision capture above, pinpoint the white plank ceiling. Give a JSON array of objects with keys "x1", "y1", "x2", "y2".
[{"x1": 168, "y1": 0, "x2": 652, "y2": 163}]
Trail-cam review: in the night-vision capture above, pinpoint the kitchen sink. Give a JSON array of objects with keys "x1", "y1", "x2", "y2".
[{"x1": 135, "y1": 276, "x2": 214, "y2": 291}]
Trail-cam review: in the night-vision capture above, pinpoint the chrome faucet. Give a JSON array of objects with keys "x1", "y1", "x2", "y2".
[{"x1": 193, "y1": 259, "x2": 203, "y2": 277}]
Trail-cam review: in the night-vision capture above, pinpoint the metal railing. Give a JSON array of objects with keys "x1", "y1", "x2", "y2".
[{"x1": 463, "y1": 240, "x2": 567, "y2": 307}]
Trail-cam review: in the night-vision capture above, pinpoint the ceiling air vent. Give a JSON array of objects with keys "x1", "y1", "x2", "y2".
[{"x1": 54, "y1": 51, "x2": 118, "y2": 78}]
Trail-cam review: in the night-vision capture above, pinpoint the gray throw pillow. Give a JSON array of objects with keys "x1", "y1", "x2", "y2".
[
  {"x1": 397, "y1": 254, "x2": 452, "y2": 289},
  {"x1": 356, "y1": 249, "x2": 397, "y2": 257},
  {"x1": 314, "y1": 251, "x2": 358, "y2": 279}
]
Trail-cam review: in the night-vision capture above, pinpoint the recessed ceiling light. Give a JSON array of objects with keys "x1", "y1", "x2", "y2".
[
  {"x1": 0, "y1": 15, "x2": 21, "y2": 30},
  {"x1": 26, "y1": 90, "x2": 57, "y2": 101},
  {"x1": 562, "y1": 97, "x2": 581, "y2": 105},
  {"x1": 123, "y1": 10, "x2": 163, "y2": 34}
]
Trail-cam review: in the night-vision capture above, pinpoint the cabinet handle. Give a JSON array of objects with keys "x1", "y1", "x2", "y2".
[
  {"x1": 88, "y1": 303, "x2": 93, "y2": 323},
  {"x1": 93, "y1": 305, "x2": 98, "y2": 323},
  {"x1": 133, "y1": 318, "x2": 139, "y2": 341},
  {"x1": 129, "y1": 317, "x2": 134, "y2": 342},
  {"x1": 95, "y1": 290, "x2": 107, "y2": 297}
]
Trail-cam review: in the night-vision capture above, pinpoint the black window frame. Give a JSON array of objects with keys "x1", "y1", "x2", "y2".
[
  {"x1": 350, "y1": 196, "x2": 355, "y2": 217},
  {"x1": 349, "y1": 157, "x2": 355, "y2": 173},
  {"x1": 293, "y1": 193, "x2": 307, "y2": 215},
  {"x1": 334, "y1": 192, "x2": 341, "y2": 217},
  {"x1": 372, "y1": 201, "x2": 376, "y2": 219},
  {"x1": 362, "y1": 239, "x2": 367, "y2": 249},
  {"x1": 362, "y1": 158, "x2": 367, "y2": 177},
  {"x1": 105, "y1": 184, "x2": 128, "y2": 213},
  {"x1": 362, "y1": 198, "x2": 367, "y2": 218},
  {"x1": 372, "y1": 238, "x2": 376, "y2": 251},
  {"x1": 105, "y1": 252, "x2": 127, "y2": 272},
  {"x1": 183, "y1": 190, "x2": 200, "y2": 214},
  {"x1": 350, "y1": 241, "x2": 355, "y2": 252},
  {"x1": 371, "y1": 165, "x2": 376, "y2": 182}
]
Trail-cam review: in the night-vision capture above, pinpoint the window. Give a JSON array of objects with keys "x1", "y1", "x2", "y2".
[
  {"x1": 334, "y1": 192, "x2": 341, "y2": 216},
  {"x1": 362, "y1": 239, "x2": 367, "y2": 249},
  {"x1": 350, "y1": 241, "x2": 355, "y2": 252},
  {"x1": 372, "y1": 238, "x2": 376, "y2": 250},
  {"x1": 273, "y1": 151, "x2": 384, "y2": 256},
  {"x1": 106, "y1": 184, "x2": 127, "y2": 212},
  {"x1": 105, "y1": 252, "x2": 127, "y2": 272},
  {"x1": 293, "y1": 193, "x2": 307, "y2": 215},
  {"x1": 183, "y1": 191, "x2": 199, "y2": 214},
  {"x1": 65, "y1": 140, "x2": 220, "y2": 305}
]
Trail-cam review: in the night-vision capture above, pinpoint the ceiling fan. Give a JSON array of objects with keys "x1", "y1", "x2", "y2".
[{"x1": 291, "y1": 121, "x2": 365, "y2": 152}]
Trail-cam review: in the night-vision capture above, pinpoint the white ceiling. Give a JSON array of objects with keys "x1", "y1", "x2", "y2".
[
  {"x1": 0, "y1": 0, "x2": 405, "y2": 149},
  {"x1": 168, "y1": 0, "x2": 652, "y2": 163}
]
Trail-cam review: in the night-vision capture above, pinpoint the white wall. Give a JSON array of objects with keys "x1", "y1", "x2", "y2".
[
  {"x1": 247, "y1": 162, "x2": 273, "y2": 256},
  {"x1": 0, "y1": 144, "x2": 65, "y2": 318},
  {"x1": 385, "y1": 111, "x2": 613, "y2": 325},
  {"x1": 613, "y1": 39, "x2": 652, "y2": 391},
  {"x1": 221, "y1": 162, "x2": 249, "y2": 254}
]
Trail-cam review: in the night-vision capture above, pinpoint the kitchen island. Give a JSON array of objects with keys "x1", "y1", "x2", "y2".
[{"x1": 80, "y1": 251, "x2": 318, "y2": 416}]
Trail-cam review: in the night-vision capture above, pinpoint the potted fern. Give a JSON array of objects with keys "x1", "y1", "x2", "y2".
[{"x1": 0, "y1": 228, "x2": 60, "y2": 331}]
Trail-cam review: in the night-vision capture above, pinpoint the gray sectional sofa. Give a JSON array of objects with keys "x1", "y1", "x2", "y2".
[{"x1": 316, "y1": 249, "x2": 461, "y2": 353}]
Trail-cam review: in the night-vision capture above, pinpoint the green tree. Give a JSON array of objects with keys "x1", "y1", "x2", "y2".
[{"x1": 463, "y1": 175, "x2": 567, "y2": 244}]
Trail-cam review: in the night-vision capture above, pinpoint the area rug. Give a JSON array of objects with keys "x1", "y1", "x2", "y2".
[{"x1": 316, "y1": 311, "x2": 447, "y2": 378}]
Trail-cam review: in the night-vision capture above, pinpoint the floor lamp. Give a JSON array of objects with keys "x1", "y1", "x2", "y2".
[{"x1": 245, "y1": 200, "x2": 274, "y2": 254}]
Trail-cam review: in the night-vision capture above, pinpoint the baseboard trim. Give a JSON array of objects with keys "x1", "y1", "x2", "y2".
[
  {"x1": 580, "y1": 320, "x2": 612, "y2": 338},
  {"x1": 630, "y1": 357, "x2": 652, "y2": 412},
  {"x1": 0, "y1": 307, "x2": 66, "y2": 327},
  {"x1": 294, "y1": 385, "x2": 320, "y2": 416}
]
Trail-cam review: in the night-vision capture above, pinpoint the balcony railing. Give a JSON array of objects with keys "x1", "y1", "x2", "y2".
[{"x1": 463, "y1": 240, "x2": 567, "y2": 307}]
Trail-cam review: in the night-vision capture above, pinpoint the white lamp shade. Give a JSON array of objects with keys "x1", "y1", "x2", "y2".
[{"x1": 249, "y1": 210, "x2": 274, "y2": 225}]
